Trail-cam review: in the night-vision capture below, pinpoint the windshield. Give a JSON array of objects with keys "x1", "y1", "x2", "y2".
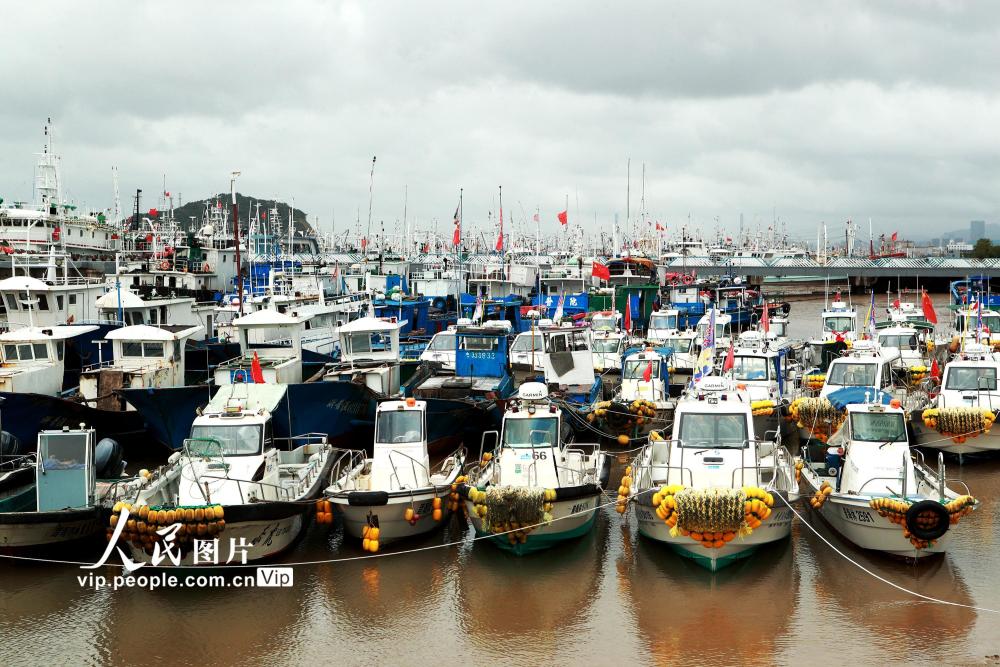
[
  {"x1": 592, "y1": 338, "x2": 621, "y2": 353},
  {"x1": 511, "y1": 334, "x2": 543, "y2": 353},
  {"x1": 427, "y1": 333, "x2": 455, "y2": 352},
  {"x1": 188, "y1": 424, "x2": 263, "y2": 456},
  {"x1": 663, "y1": 338, "x2": 692, "y2": 353},
  {"x1": 623, "y1": 359, "x2": 659, "y2": 380},
  {"x1": 678, "y1": 413, "x2": 748, "y2": 448},
  {"x1": 502, "y1": 416, "x2": 558, "y2": 448},
  {"x1": 697, "y1": 323, "x2": 726, "y2": 340},
  {"x1": 850, "y1": 412, "x2": 907, "y2": 442},
  {"x1": 824, "y1": 316, "x2": 854, "y2": 332},
  {"x1": 591, "y1": 316, "x2": 616, "y2": 331},
  {"x1": 879, "y1": 334, "x2": 918, "y2": 350},
  {"x1": 959, "y1": 314, "x2": 1000, "y2": 332},
  {"x1": 827, "y1": 362, "x2": 877, "y2": 386},
  {"x1": 732, "y1": 356, "x2": 769, "y2": 381},
  {"x1": 945, "y1": 366, "x2": 998, "y2": 391},
  {"x1": 649, "y1": 314, "x2": 677, "y2": 329},
  {"x1": 376, "y1": 410, "x2": 423, "y2": 443}
]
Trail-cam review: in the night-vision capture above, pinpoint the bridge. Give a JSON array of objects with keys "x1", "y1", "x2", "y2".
[{"x1": 661, "y1": 256, "x2": 1000, "y2": 279}]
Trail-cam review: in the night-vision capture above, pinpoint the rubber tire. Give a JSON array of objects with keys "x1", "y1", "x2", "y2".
[{"x1": 904, "y1": 499, "x2": 950, "y2": 541}]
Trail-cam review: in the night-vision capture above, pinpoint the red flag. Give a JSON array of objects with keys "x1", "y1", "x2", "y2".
[
  {"x1": 164, "y1": 191, "x2": 170, "y2": 197},
  {"x1": 452, "y1": 204, "x2": 461, "y2": 246},
  {"x1": 643, "y1": 360, "x2": 653, "y2": 382},
  {"x1": 496, "y1": 206, "x2": 504, "y2": 251},
  {"x1": 361, "y1": 237, "x2": 368, "y2": 250},
  {"x1": 655, "y1": 222, "x2": 664, "y2": 231},
  {"x1": 921, "y1": 290, "x2": 938, "y2": 324},
  {"x1": 930, "y1": 358, "x2": 940, "y2": 380},
  {"x1": 892, "y1": 298, "x2": 900, "y2": 309},
  {"x1": 762, "y1": 301, "x2": 770, "y2": 334},
  {"x1": 452, "y1": 227, "x2": 461, "y2": 247},
  {"x1": 591, "y1": 261, "x2": 610, "y2": 281},
  {"x1": 723, "y1": 343, "x2": 735, "y2": 372},
  {"x1": 557, "y1": 210, "x2": 568, "y2": 225},
  {"x1": 533, "y1": 212, "x2": 540, "y2": 222},
  {"x1": 624, "y1": 298, "x2": 632, "y2": 332},
  {"x1": 148, "y1": 208, "x2": 158, "y2": 217},
  {"x1": 891, "y1": 231, "x2": 898, "y2": 241},
  {"x1": 251, "y1": 351, "x2": 265, "y2": 384}
]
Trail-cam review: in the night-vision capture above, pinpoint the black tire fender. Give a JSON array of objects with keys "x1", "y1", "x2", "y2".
[{"x1": 904, "y1": 499, "x2": 950, "y2": 541}]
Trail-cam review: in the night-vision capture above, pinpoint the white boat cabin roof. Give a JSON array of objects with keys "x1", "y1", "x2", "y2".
[
  {"x1": 233, "y1": 308, "x2": 315, "y2": 328},
  {"x1": 338, "y1": 316, "x2": 406, "y2": 333},
  {"x1": 0, "y1": 324, "x2": 98, "y2": 342},
  {"x1": 104, "y1": 323, "x2": 204, "y2": 342}
]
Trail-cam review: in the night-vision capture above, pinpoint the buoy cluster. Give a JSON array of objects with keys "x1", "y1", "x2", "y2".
[
  {"x1": 907, "y1": 365, "x2": 929, "y2": 382},
  {"x1": 921, "y1": 407, "x2": 995, "y2": 444},
  {"x1": 315, "y1": 499, "x2": 334, "y2": 524},
  {"x1": 789, "y1": 397, "x2": 845, "y2": 443},
  {"x1": 794, "y1": 460, "x2": 804, "y2": 483},
  {"x1": 809, "y1": 482, "x2": 832, "y2": 509},
  {"x1": 447, "y1": 475, "x2": 467, "y2": 513},
  {"x1": 475, "y1": 486, "x2": 553, "y2": 544},
  {"x1": 653, "y1": 486, "x2": 773, "y2": 549},
  {"x1": 804, "y1": 374, "x2": 826, "y2": 391},
  {"x1": 479, "y1": 452, "x2": 493, "y2": 467},
  {"x1": 751, "y1": 399, "x2": 777, "y2": 417},
  {"x1": 589, "y1": 399, "x2": 659, "y2": 436},
  {"x1": 108, "y1": 502, "x2": 225, "y2": 554},
  {"x1": 362, "y1": 522, "x2": 380, "y2": 553},
  {"x1": 615, "y1": 467, "x2": 633, "y2": 514}
]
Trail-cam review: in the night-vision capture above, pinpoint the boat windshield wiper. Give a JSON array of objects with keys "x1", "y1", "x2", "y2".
[{"x1": 878, "y1": 432, "x2": 906, "y2": 449}]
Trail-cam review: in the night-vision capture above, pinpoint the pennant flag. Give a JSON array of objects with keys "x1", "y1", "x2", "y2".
[
  {"x1": 496, "y1": 207, "x2": 504, "y2": 251},
  {"x1": 164, "y1": 191, "x2": 170, "y2": 197},
  {"x1": 624, "y1": 296, "x2": 632, "y2": 332},
  {"x1": 591, "y1": 261, "x2": 610, "y2": 281},
  {"x1": 361, "y1": 237, "x2": 368, "y2": 250},
  {"x1": 472, "y1": 296, "x2": 484, "y2": 323},
  {"x1": 655, "y1": 222, "x2": 664, "y2": 231},
  {"x1": 557, "y1": 210, "x2": 568, "y2": 225},
  {"x1": 930, "y1": 358, "x2": 940, "y2": 380},
  {"x1": 643, "y1": 360, "x2": 653, "y2": 382},
  {"x1": 553, "y1": 292, "x2": 565, "y2": 321},
  {"x1": 761, "y1": 300, "x2": 770, "y2": 334},
  {"x1": 251, "y1": 351, "x2": 265, "y2": 384},
  {"x1": 921, "y1": 290, "x2": 938, "y2": 324},
  {"x1": 723, "y1": 341, "x2": 735, "y2": 372},
  {"x1": 892, "y1": 298, "x2": 900, "y2": 309}
]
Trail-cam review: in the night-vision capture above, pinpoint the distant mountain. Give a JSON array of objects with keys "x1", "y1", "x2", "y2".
[
  {"x1": 131, "y1": 193, "x2": 315, "y2": 235},
  {"x1": 913, "y1": 222, "x2": 1000, "y2": 243}
]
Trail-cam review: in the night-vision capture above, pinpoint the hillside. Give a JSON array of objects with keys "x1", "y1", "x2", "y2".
[{"x1": 133, "y1": 193, "x2": 315, "y2": 235}]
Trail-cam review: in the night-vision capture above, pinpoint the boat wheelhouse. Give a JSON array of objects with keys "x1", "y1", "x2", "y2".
[{"x1": 0, "y1": 325, "x2": 98, "y2": 396}]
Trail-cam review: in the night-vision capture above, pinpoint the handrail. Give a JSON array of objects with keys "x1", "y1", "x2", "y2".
[{"x1": 386, "y1": 448, "x2": 431, "y2": 491}]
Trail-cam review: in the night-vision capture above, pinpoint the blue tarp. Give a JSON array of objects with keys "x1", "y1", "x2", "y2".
[{"x1": 826, "y1": 386, "x2": 893, "y2": 411}]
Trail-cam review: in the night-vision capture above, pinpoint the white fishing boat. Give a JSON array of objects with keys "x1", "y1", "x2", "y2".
[
  {"x1": 819, "y1": 296, "x2": 858, "y2": 342},
  {"x1": 590, "y1": 314, "x2": 628, "y2": 374},
  {"x1": 625, "y1": 376, "x2": 799, "y2": 571},
  {"x1": 420, "y1": 327, "x2": 457, "y2": 372},
  {"x1": 215, "y1": 309, "x2": 313, "y2": 385},
  {"x1": 509, "y1": 329, "x2": 544, "y2": 376},
  {"x1": 79, "y1": 324, "x2": 204, "y2": 410},
  {"x1": 110, "y1": 384, "x2": 333, "y2": 565},
  {"x1": 0, "y1": 426, "x2": 132, "y2": 550},
  {"x1": 0, "y1": 325, "x2": 99, "y2": 395},
  {"x1": 461, "y1": 382, "x2": 610, "y2": 555},
  {"x1": 798, "y1": 400, "x2": 977, "y2": 558},
  {"x1": 646, "y1": 309, "x2": 681, "y2": 342},
  {"x1": 324, "y1": 398, "x2": 466, "y2": 551},
  {"x1": 911, "y1": 343, "x2": 1000, "y2": 454},
  {"x1": 323, "y1": 316, "x2": 407, "y2": 396}
]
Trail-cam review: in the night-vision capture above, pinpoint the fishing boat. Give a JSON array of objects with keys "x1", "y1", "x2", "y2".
[
  {"x1": 0, "y1": 426, "x2": 131, "y2": 551},
  {"x1": 509, "y1": 328, "x2": 544, "y2": 377},
  {"x1": 536, "y1": 327, "x2": 602, "y2": 406},
  {"x1": 911, "y1": 343, "x2": 1000, "y2": 455},
  {"x1": 591, "y1": 347, "x2": 672, "y2": 441},
  {"x1": 625, "y1": 376, "x2": 798, "y2": 571},
  {"x1": 589, "y1": 311, "x2": 628, "y2": 374},
  {"x1": 110, "y1": 384, "x2": 334, "y2": 565},
  {"x1": 419, "y1": 326, "x2": 457, "y2": 372},
  {"x1": 0, "y1": 324, "x2": 99, "y2": 395},
  {"x1": 798, "y1": 400, "x2": 977, "y2": 558},
  {"x1": 458, "y1": 382, "x2": 610, "y2": 555},
  {"x1": 818, "y1": 295, "x2": 858, "y2": 342},
  {"x1": 324, "y1": 398, "x2": 466, "y2": 551}
]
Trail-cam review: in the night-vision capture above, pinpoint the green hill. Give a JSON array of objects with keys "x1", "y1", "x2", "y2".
[{"x1": 137, "y1": 193, "x2": 315, "y2": 235}]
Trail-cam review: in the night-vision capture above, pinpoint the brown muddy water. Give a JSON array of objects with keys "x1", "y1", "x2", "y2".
[{"x1": 1, "y1": 294, "x2": 999, "y2": 666}]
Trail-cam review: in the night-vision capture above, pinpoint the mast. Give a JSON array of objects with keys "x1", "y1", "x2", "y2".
[
  {"x1": 365, "y1": 156, "x2": 376, "y2": 254},
  {"x1": 231, "y1": 171, "x2": 242, "y2": 313}
]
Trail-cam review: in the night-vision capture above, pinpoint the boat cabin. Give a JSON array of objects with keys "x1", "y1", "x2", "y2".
[
  {"x1": 936, "y1": 343, "x2": 1000, "y2": 409},
  {"x1": 541, "y1": 327, "x2": 599, "y2": 400},
  {"x1": 0, "y1": 275, "x2": 106, "y2": 328},
  {"x1": 819, "y1": 341, "x2": 901, "y2": 399},
  {"x1": 413, "y1": 325, "x2": 513, "y2": 400},
  {"x1": 647, "y1": 309, "x2": 681, "y2": 341},
  {"x1": 591, "y1": 330, "x2": 627, "y2": 372},
  {"x1": 820, "y1": 300, "x2": 857, "y2": 341},
  {"x1": 324, "y1": 316, "x2": 406, "y2": 396},
  {"x1": 0, "y1": 325, "x2": 98, "y2": 395},
  {"x1": 369, "y1": 399, "x2": 431, "y2": 489},
  {"x1": 215, "y1": 309, "x2": 312, "y2": 385},
  {"x1": 834, "y1": 403, "x2": 913, "y2": 494},
  {"x1": 620, "y1": 348, "x2": 670, "y2": 403},
  {"x1": 510, "y1": 330, "x2": 545, "y2": 373}
]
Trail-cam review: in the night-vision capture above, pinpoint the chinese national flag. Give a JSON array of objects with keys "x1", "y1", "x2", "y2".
[
  {"x1": 930, "y1": 358, "x2": 940, "y2": 380},
  {"x1": 642, "y1": 360, "x2": 653, "y2": 382},
  {"x1": 591, "y1": 261, "x2": 610, "y2": 281},
  {"x1": 557, "y1": 210, "x2": 568, "y2": 225},
  {"x1": 496, "y1": 206, "x2": 504, "y2": 251},
  {"x1": 148, "y1": 208, "x2": 159, "y2": 216},
  {"x1": 251, "y1": 351, "x2": 265, "y2": 384},
  {"x1": 723, "y1": 343, "x2": 735, "y2": 372},
  {"x1": 361, "y1": 237, "x2": 367, "y2": 250},
  {"x1": 453, "y1": 227, "x2": 460, "y2": 246},
  {"x1": 891, "y1": 231, "x2": 898, "y2": 241},
  {"x1": 624, "y1": 298, "x2": 631, "y2": 332},
  {"x1": 921, "y1": 290, "x2": 938, "y2": 324},
  {"x1": 655, "y1": 222, "x2": 664, "y2": 231}
]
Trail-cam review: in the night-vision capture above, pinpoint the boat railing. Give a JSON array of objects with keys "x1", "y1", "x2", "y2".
[
  {"x1": 326, "y1": 448, "x2": 368, "y2": 489},
  {"x1": 196, "y1": 474, "x2": 297, "y2": 503},
  {"x1": 0, "y1": 452, "x2": 35, "y2": 471},
  {"x1": 386, "y1": 448, "x2": 432, "y2": 491},
  {"x1": 632, "y1": 442, "x2": 695, "y2": 487}
]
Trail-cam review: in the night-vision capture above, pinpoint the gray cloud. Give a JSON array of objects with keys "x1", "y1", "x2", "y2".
[{"x1": 0, "y1": 0, "x2": 997, "y2": 245}]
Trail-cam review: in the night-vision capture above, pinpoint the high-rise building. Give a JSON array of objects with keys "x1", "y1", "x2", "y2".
[{"x1": 970, "y1": 219, "x2": 986, "y2": 241}]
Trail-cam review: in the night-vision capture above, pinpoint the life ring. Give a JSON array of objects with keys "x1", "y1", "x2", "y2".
[
  {"x1": 159, "y1": 260, "x2": 170, "y2": 270},
  {"x1": 904, "y1": 500, "x2": 950, "y2": 541},
  {"x1": 682, "y1": 274, "x2": 694, "y2": 285}
]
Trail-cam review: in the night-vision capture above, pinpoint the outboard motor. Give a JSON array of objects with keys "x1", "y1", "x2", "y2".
[
  {"x1": 0, "y1": 431, "x2": 22, "y2": 457},
  {"x1": 94, "y1": 438, "x2": 125, "y2": 478}
]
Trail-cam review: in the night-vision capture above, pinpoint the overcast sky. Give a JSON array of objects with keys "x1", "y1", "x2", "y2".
[{"x1": 1, "y1": 1, "x2": 997, "y2": 244}]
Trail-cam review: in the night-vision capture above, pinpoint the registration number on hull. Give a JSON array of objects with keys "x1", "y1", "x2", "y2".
[{"x1": 840, "y1": 506, "x2": 876, "y2": 524}]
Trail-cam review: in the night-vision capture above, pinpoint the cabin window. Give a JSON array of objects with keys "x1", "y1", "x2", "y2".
[
  {"x1": 17, "y1": 344, "x2": 33, "y2": 360},
  {"x1": 376, "y1": 409, "x2": 423, "y2": 443},
  {"x1": 56, "y1": 341, "x2": 64, "y2": 361},
  {"x1": 823, "y1": 316, "x2": 854, "y2": 332},
  {"x1": 649, "y1": 314, "x2": 677, "y2": 330},
  {"x1": 827, "y1": 362, "x2": 876, "y2": 387},
  {"x1": 2, "y1": 344, "x2": 17, "y2": 360},
  {"x1": 591, "y1": 338, "x2": 621, "y2": 353},
  {"x1": 32, "y1": 343, "x2": 47, "y2": 359},
  {"x1": 849, "y1": 412, "x2": 907, "y2": 442},
  {"x1": 427, "y1": 333, "x2": 455, "y2": 351},
  {"x1": 731, "y1": 356, "x2": 769, "y2": 381},
  {"x1": 122, "y1": 342, "x2": 142, "y2": 357},
  {"x1": 69, "y1": 293, "x2": 78, "y2": 305},
  {"x1": 122, "y1": 341, "x2": 164, "y2": 357},
  {"x1": 678, "y1": 413, "x2": 748, "y2": 448},
  {"x1": 697, "y1": 323, "x2": 726, "y2": 341},
  {"x1": 770, "y1": 321, "x2": 787, "y2": 337},
  {"x1": 461, "y1": 336, "x2": 497, "y2": 352},
  {"x1": 344, "y1": 332, "x2": 391, "y2": 355},
  {"x1": 623, "y1": 359, "x2": 659, "y2": 380},
  {"x1": 144, "y1": 342, "x2": 165, "y2": 357},
  {"x1": 149, "y1": 309, "x2": 158, "y2": 324},
  {"x1": 664, "y1": 338, "x2": 692, "y2": 354},
  {"x1": 4, "y1": 294, "x2": 18, "y2": 311},
  {"x1": 945, "y1": 367, "x2": 997, "y2": 391},
  {"x1": 36, "y1": 294, "x2": 49, "y2": 311},
  {"x1": 188, "y1": 424, "x2": 262, "y2": 456},
  {"x1": 502, "y1": 416, "x2": 558, "y2": 448},
  {"x1": 591, "y1": 316, "x2": 616, "y2": 332},
  {"x1": 129, "y1": 312, "x2": 144, "y2": 326},
  {"x1": 56, "y1": 295, "x2": 64, "y2": 311},
  {"x1": 879, "y1": 334, "x2": 918, "y2": 350},
  {"x1": 511, "y1": 334, "x2": 543, "y2": 353}
]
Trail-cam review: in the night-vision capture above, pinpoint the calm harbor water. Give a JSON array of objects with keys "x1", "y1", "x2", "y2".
[{"x1": 2, "y1": 294, "x2": 999, "y2": 666}]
